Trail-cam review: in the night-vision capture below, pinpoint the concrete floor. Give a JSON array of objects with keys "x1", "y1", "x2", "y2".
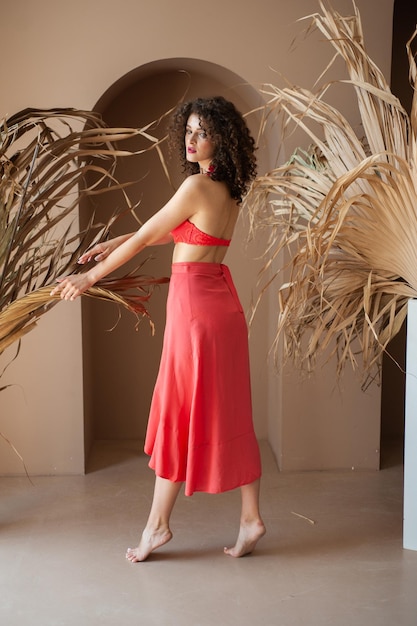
[{"x1": 1, "y1": 440, "x2": 416, "y2": 626}]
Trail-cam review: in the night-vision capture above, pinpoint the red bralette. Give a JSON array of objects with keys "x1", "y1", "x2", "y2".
[{"x1": 171, "y1": 219, "x2": 231, "y2": 247}]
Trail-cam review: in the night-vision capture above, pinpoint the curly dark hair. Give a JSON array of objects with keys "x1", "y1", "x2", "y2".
[{"x1": 168, "y1": 96, "x2": 257, "y2": 203}]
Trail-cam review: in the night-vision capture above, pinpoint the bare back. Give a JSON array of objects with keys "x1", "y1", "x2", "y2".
[{"x1": 172, "y1": 174, "x2": 239, "y2": 264}]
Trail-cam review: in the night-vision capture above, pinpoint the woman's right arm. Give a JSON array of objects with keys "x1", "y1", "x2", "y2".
[
  {"x1": 78, "y1": 233, "x2": 135, "y2": 264},
  {"x1": 78, "y1": 230, "x2": 174, "y2": 265},
  {"x1": 51, "y1": 175, "x2": 204, "y2": 301}
]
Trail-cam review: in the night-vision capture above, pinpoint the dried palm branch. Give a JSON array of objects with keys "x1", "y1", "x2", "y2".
[
  {"x1": 246, "y1": 1, "x2": 417, "y2": 384},
  {"x1": 0, "y1": 107, "x2": 170, "y2": 356}
]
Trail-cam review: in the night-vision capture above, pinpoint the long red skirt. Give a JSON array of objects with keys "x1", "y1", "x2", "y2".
[{"x1": 144, "y1": 262, "x2": 261, "y2": 496}]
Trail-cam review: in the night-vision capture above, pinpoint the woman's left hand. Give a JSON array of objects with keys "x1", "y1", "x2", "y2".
[{"x1": 50, "y1": 273, "x2": 94, "y2": 301}]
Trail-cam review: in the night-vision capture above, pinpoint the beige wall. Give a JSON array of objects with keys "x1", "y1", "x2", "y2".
[{"x1": 0, "y1": 0, "x2": 394, "y2": 474}]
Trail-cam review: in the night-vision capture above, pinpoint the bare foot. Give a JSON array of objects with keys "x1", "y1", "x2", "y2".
[
  {"x1": 224, "y1": 520, "x2": 266, "y2": 558},
  {"x1": 126, "y1": 527, "x2": 173, "y2": 562}
]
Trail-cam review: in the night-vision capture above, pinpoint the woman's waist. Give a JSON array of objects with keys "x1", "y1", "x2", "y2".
[
  {"x1": 169, "y1": 263, "x2": 241, "y2": 311},
  {"x1": 172, "y1": 243, "x2": 228, "y2": 266},
  {"x1": 171, "y1": 261, "x2": 229, "y2": 275}
]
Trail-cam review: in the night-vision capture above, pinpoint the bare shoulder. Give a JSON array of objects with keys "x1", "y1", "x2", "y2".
[
  {"x1": 180, "y1": 173, "x2": 229, "y2": 201},
  {"x1": 179, "y1": 175, "x2": 237, "y2": 236},
  {"x1": 179, "y1": 173, "x2": 211, "y2": 192}
]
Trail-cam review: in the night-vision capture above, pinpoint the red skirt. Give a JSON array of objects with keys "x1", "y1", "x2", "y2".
[{"x1": 144, "y1": 262, "x2": 261, "y2": 496}]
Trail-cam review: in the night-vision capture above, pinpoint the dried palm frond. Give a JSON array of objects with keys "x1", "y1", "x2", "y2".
[
  {"x1": 0, "y1": 107, "x2": 170, "y2": 356},
  {"x1": 246, "y1": 1, "x2": 417, "y2": 384}
]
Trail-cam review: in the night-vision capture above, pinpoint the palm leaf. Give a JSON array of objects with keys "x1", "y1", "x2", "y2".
[
  {"x1": 0, "y1": 107, "x2": 169, "y2": 357},
  {"x1": 0, "y1": 107, "x2": 173, "y2": 471},
  {"x1": 246, "y1": 1, "x2": 417, "y2": 384}
]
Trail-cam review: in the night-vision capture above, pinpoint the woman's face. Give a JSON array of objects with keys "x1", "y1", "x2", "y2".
[{"x1": 185, "y1": 113, "x2": 215, "y2": 169}]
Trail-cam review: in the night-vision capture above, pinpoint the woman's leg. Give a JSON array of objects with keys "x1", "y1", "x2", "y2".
[
  {"x1": 126, "y1": 475, "x2": 182, "y2": 562},
  {"x1": 224, "y1": 479, "x2": 266, "y2": 557}
]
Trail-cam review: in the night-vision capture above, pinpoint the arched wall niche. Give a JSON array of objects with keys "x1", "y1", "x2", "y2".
[{"x1": 81, "y1": 58, "x2": 272, "y2": 464}]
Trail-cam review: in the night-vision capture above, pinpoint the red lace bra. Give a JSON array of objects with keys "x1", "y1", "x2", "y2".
[{"x1": 171, "y1": 219, "x2": 231, "y2": 247}]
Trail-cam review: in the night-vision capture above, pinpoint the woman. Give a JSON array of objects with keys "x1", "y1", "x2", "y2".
[{"x1": 52, "y1": 96, "x2": 265, "y2": 561}]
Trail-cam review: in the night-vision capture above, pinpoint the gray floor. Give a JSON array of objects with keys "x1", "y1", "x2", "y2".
[{"x1": 1, "y1": 440, "x2": 416, "y2": 626}]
